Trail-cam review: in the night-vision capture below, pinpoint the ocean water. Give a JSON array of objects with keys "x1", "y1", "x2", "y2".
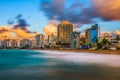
[{"x1": 0, "y1": 49, "x2": 120, "y2": 80}]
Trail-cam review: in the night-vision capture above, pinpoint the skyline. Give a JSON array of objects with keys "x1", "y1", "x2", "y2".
[{"x1": 0, "y1": 0, "x2": 120, "y2": 39}]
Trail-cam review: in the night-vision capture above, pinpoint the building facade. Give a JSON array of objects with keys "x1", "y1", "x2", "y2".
[
  {"x1": 2, "y1": 39, "x2": 17, "y2": 48},
  {"x1": 35, "y1": 34, "x2": 45, "y2": 48},
  {"x1": 0, "y1": 40, "x2": 3, "y2": 48},
  {"x1": 57, "y1": 20, "x2": 73, "y2": 47},
  {"x1": 70, "y1": 32, "x2": 80, "y2": 49},
  {"x1": 20, "y1": 39, "x2": 31, "y2": 48},
  {"x1": 85, "y1": 24, "x2": 100, "y2": 44},
  {"x1": 48, "y1": 34, "x2": 55, "y2": 43}
]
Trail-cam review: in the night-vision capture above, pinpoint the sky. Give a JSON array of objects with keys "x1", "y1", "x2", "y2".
[
  {"x1": 0, "y1": 0, "x2": 120, "y2": 39},
  {"x1": 0, "y1": 0, "x2": 48, "y2": 33}
]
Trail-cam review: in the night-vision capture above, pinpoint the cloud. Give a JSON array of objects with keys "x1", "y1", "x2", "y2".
[
  {"x1": 0, "y1": 26, "x2": 35, "y2": 40},
  {"x1": 14, "y1": 15, "x2": 30, "y2": 30},
  {"x1": 80, "y1": 32, "x2": 85, "y2": 38},
  {"x1": 0, "y1": 14, "x2": 37, "y2": 41},
  {"x1": 40, "y1": 0, "x2": 120, "y2": 25},
  {"x1": 0, "y1": 26, "x2": 13, "y2": 40},
  {"x1": 8, "y1": 14, "x2": 30, "y2": 30},
  {"x1": 114, "y1": 30, "x2": 120, "y2": 35},
  {"x1": 40, "y1": 0, "x2": 95, "y2": 24},
  {"x1": 92, "y1": 0, "x2": 120, "y2": 21},
  {"x1": 100, "y1": 31, "x2": 111, "y2": 37},
  {"x1": 43, "y1": 23, "x2": 57, "y2": 35},
  {"x1": 0, "y1": 26, "x2": 11, "y2": 33}
]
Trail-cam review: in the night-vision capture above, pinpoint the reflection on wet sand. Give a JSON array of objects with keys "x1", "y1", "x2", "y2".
[{"x1": 0, "y1": 61, "x2": 120, "y2": 80}]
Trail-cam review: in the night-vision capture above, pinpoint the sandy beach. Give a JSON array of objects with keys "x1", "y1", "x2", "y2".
[{"x1": 59, "y1": 49, "x2": 120, "y2": 55}]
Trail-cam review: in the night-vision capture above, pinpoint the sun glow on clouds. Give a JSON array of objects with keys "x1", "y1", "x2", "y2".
[
  {"x1": 0, "y1": 26, "x2": 36, "y2": 40},
  {"x1": 92, "y1": 0, "x2": 120, "y2": 21},
  {"x1": 114, "y1": 30, "x2": 120, "y2": 35},
  {"x1": 43, "y1": 20, "x2": 59, "y2": 35},
  {"x1": 43, "y1": 24, "x2": 57, "y2": 35}
]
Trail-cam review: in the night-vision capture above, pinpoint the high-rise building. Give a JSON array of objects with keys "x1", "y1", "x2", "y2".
[
  {"x1": 35, "y1": 34, "x2": 45, "y2": 48},
  {"x1": 57, "y1": 20, "x2": 73, "y2": 47},
  {"x1": 70, "y1": 32, "x2": 80, "y2": 49},
  {"x1": 85, "y1": 24, "x2": 100, "y2": 44},
  {"x1": 20, "y1": 39, "x2": 31, "y2": 48}
]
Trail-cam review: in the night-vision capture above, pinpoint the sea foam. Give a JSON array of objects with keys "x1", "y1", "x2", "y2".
[{"x1": 34, "y1": 50, "x2": 120, "y2": 67}]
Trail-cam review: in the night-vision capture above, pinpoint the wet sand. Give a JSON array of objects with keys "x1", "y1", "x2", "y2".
[
  {"x1": 1, "y1": 61, "x2": 120, "y2": 80},
  {"x1": 1, "y1": 50, "x2": 120, "y2": 80}
]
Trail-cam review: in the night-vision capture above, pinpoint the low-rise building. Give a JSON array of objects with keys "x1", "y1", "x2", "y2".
[{"x1": 57, "y1": 20, "x2": 73, "y2": 48}]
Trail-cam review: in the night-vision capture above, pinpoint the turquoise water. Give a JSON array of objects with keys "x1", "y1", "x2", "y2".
[
  {"x1": 0, "y1": 50, "x2": 46, "y2": 69},
  {"x1": 0, "y1": 50, "x2": 120, "y2": 80}
]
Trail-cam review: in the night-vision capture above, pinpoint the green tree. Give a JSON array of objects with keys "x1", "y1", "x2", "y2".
[
  {"x1": 116, "y1": 35, "x2": 120, "y2": 40},
  {"x1": 101, "y1": 38, "x2": 109, "y2": 45}
]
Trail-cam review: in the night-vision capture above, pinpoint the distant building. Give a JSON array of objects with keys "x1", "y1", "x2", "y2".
[
  {"x1": 48, "y1": 34, "x2": 57, "y2": 48},
  {"x1": 44, "y1": 38, "x2": 48, "y2": 46},
  {"x1": 70, "y1": 32, "x2": 80, "y2": 49},
  {"x1": 57, "y1": 20, "x2": 73, "y2": 47},
  {"x1": 0, "y1": 40, "x2": 3, "y2": 48},
  {"x1": 48, "y1": 34, "x2": 55, "y2": 43},
  {"x1": 31, "y1": 39, "x2": 36, "y2": 48},
  {"x1": 20, "y1": 39, "x2": 31, "y2": 48},
  {"x1": 2, "y1": 39, "x2": 17, "y2": 48},
  {"x1": 10, "y1": 39, "x2": 17, "y2": 48},
  {"x1": 35, "y1": 34, "x2": 45, "y2": 48},
  {"x1": 3, "y1": 39, "x2": 10, "y2": 48},
  {"x1": 103, "y1": 32, "x2": 112, "y2": 41},
  {"x1": 85, "y1": 24, "x2": 100, "y2": 44}
]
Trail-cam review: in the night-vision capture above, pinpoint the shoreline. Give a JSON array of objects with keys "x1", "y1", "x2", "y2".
[
  {"x1": 34, "y1": 49, "x2": 120, "y2": 67},
  {"x1": 59, "y1": 49, "x2": 120, "y2": 55},
  {"x1": 1, "y1": 49, "x2": 120, "y2": 55},
  {"x1": 32, "y1": 49, "x2": 120, "y2": 55}
]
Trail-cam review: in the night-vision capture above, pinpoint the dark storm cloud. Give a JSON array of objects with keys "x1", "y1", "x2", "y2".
[
  {"x1": 14, "y1": 14, "x2": 30, "y2": 30},
  {"x1": 14, "y1": 18, "x2": 30, "y2": 30},
  {"x1": 7, "y1": 14, "x2": 32, "y2": 33},
  {"x1": 40, "y1": 0, "x2": 120, "y2": 26},
  {"x1": 40, "y1": 0, "x2": 97, "y2": 25},
  {"x1": 8, "y1": 20, "x2": 14, "y2": 25},
  {"x1": 16, "y1": 14, "x2": 22, "y2": 19}
]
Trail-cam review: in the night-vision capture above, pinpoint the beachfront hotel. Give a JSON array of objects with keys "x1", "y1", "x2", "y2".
[{"x1": 57, "y1": 20, "x2": 73, "y2": 47}]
